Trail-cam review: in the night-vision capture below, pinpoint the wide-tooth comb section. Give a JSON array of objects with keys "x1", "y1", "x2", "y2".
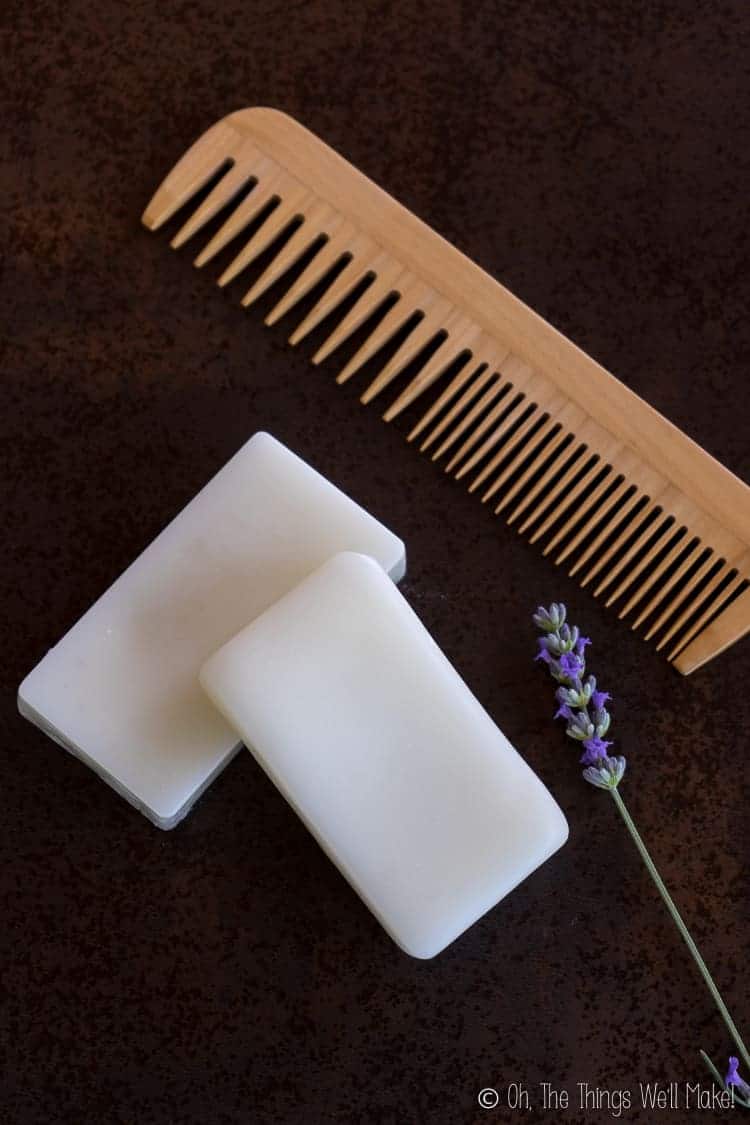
[
  {"x1": 379, "y1": 316, "x2": 483, "y2": 418},
  {"x1": 144, "y1": 108, "x2": 750, "y2": 673},
  {"x1": 218, "y1": 185, "x2": 313, "y2": 287},
  {"x1": 193, "y1": 159, "x2": 281, "y2": 267},
  {"x1": 292, "y1": 253, "x2": 402, "y2": 350},
  {"x1": 170, "y1": 162, "x2": 253, "y2": 250},
  {"x1": 142, "y1": 120, "x2": 239, "y2": 230},
  {"x1": 332, "y1": 279, "x2": 440, "y2": 384},
  {"x1": 263, "y1": 224, "x2": 361, "y2": 325},
  {"x1": 354, "y1": 296, "x2": 455, "y2": 399},
  {"x1": 240, "y1": 201, "x2": 339, "y2": 309}
]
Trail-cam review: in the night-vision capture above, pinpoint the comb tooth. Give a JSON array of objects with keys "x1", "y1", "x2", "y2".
[
  {"x1": 354, "y1": 297, "x2": 453, "y2": 397},
  {"x1": 192, "y1": 160, "x2": 281, "y2": 267},
  {"x1": 239, "y1": 202, "x2": 337, "y2": 309},
  {"x1": 497, "y1": 401, "x2": 591, "y2": 519},
  {"x1": 380, "y1": 317, "x2": 483, "y2": 418},
  {"x1": 408, "y1": 342, "x2": 506, "y2": 444},
  {"x1": 641, "y1": 544, "x2": 714, "y2": 640},
  {"x1": 170, "y1": 164, "x2": 252, "y2": 250},
  {"x1": 506, "y1": 442, "x2": 583, "y2": 527},
  {"x1": 432, "y1": 375, "x2": 508, "y2": 463},
  {"x1": 445, "y1": 358, "x2": 535, "y2": 473},
  {"x1": 465, "y1": 402, "x2": 551, "y2": 491},
  {"x1": 594, "y1": 512, "x2": 675, "y2": 601},
  {"x1": 291, "y1": 252, "x2": 400, "y2": 349},
  {"x1": 515, "y1": 447, "x2": 596, "y2": 535},
  {"x1": 469, "y1": 381, "x2": 569, "y2": 494},
  {"x1": 264, "y1": 224, "x2": 360, "y2": 325},
  {"x1": 526, "y1": 459, "x2": 606, "y2": 544},
  {"x1": 542, "y1": 469, "x2": 619, "y2": 557},
  {"x1": 668, "y1": 568, "x2": 747, "y2": 661},
  {"x1": 581, "y1": 497, "x2": 662, "y2": 591},
  {"x1": 570, "y1": 486, "x2": 642, "y2": 579},
  {"x1": 616, "y1": 529, "x2": 692, "y2": 621},
  {"x1": 655, "y1": 557, "x2": 734, "y2": 651},
  {"x1": 554, "y1": 477, "x2": 631, "y2": 567},
  {"x1": 420, "y1": 366, "x2": 500, "y2": 454},
  {"x1": 491, "y1": 424, "x2": 570, "y2": 514},
  {"x1": 142, "y1": 119, "x2": 238, "y2": 230},
  {"x1": 445, "y1": 388, "x2": 525, "y2": 475},
  {"x1": 218, "y1": 188, "x2": 312, "y2": 287},
  {"x1": 332, "y1": 278, "x2": 435, "y2": 383}
]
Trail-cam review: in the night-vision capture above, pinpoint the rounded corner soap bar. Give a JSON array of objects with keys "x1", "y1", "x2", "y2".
[
  {"x1": 17, "y1": 436, "x2": 405, "y2": 830},
  {"x1": 199, "y1": 551, "x2": 568, "y2": 959}
]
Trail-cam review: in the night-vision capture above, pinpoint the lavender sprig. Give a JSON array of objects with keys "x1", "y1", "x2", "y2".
[{"x1": 533, "y1": 603, "x2": 750, "y2": 1107}]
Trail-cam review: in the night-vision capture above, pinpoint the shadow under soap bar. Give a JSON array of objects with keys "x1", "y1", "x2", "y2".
[
  {"x1": 200, "y1": 552, "x2": 568, "y2": 958},
  {"x1": 18, "y1": 434, "x2": 405, "y2": 829}
]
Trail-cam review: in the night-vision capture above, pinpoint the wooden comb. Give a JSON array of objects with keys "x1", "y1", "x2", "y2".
[{"x1": 142, "y1": 107, "x2": 750, "y2": 674}]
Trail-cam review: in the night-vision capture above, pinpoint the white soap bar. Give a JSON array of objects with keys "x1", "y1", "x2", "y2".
[
  {"x1": 18, "y1": 434, "x2": 405, "y2": 829},
  {"x1": 200, "y1": 552, "x2": 568, "y2": 958}
]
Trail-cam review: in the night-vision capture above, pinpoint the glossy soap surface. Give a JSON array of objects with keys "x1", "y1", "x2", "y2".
[
  {"x1": 18, "y1": 434, "x2": 405, "y2": 828},
  {"x1": 200, "y1": 552, "x2": 568, "y2": 958}
]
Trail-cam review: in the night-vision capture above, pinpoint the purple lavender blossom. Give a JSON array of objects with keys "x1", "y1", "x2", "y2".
[
  {"x1": 726, "y1": 1058, "x2": 750, "y2": 1100},
  {"x1": 558, "y1": 651, "x2": 584, "y2": 681},
  {"x1": 532, "y1": 603, "x2": 626, "y2": 790},
  {"x1": 581, "y1": 737, "x2": 613, "y2": 765}
]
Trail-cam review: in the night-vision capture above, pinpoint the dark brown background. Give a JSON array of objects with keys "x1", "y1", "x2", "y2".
[{"x1": 3, "y1": 2, "x2": 749, "y2": 1123}]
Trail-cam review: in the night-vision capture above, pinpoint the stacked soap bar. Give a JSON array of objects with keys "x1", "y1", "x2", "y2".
[
  {"x1": 18, "y1": 433, "x2": 405, "y2": 828},
  {"x1": 19, "y1": 431, "x2": 568, "y2": 957},
  {"x1": 201, "y1": 553, "x2": 568, "y2": 959}
]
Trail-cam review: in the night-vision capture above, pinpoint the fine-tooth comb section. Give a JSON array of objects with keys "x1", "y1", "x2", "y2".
[{"x1": 143, "y1": 107, "x2": 750, "y2": 674}]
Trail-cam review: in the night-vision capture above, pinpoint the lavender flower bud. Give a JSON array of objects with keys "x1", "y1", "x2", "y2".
[
  {"x1": 557, "y1": 676, "x2": 595, "y2": 709},
  {"x1": 582, "y1": 755, "x2": 626, "y2": 790},
  {"x1": 566, "y1": 711, "x2": 595, "y2": 741},
  {"x1": 595, "y1": 708, "x2": 611, "y2": 738},
  {"x1": 532, "y1": 603, "x2": 566, "y2": 632},
  {"x1": 555, "y1": 624, "x2": 580, "y2": 654}
]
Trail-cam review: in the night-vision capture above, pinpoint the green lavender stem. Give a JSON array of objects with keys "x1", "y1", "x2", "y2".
[{"x1": 610, "y1": 787, "x2": 750, "y2": 1076}]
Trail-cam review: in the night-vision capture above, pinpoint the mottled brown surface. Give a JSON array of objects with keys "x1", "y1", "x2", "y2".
[{"x1": 3, "y1": 2, "x2": 750, "y2": 1123}]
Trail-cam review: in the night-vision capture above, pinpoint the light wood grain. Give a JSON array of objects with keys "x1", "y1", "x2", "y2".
[{"x1": 143, "y1": 106, "x2": 750, "y2": 673}]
